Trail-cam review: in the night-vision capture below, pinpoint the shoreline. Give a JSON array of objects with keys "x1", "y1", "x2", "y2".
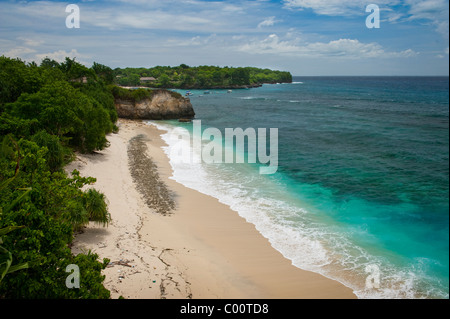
[
  {"x1": 119, "y1": 81, "x2": 291, "y2": 91},
  {"x1": 68, "y1": 119, "x2": 356, "y2": 299}
]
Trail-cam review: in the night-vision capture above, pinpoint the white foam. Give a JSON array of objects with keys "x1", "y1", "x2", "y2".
[
  {"x1": 239, "y1": 96, "x2": 266, "y2": 100},
  {"x1": 146, "y1": 121, "x2": 446, "y2": 299},
  {"x1": 148, "y1": 121, "x2": 332, "y2": 267}
]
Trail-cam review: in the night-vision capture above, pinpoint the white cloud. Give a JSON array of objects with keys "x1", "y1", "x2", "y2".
[
  {"x1": 163, "y1": 33, "x2": 220, "y2": 48},
  {"x1": 78, "y1": 0, "x2": 255, "y2": 33},
  {"x1": 283, "y1": 0, "x2": 398, "y2": 16},
  {"x1": 0, "y1": 0, "x2": 253, "y2": 34},
  {"x1": 406, "y1": 0, "x2": 448, "y2": 19},
  {"x1": 283, "y1": 0, "x2": 449, "y2": 42},
  {"x1": 239, "y1": 34, "x2": 300, "y2": 55},
  {"x1": 17, "y1": 37, "x2": 44, "y2": 47},
  {"x1": 405, "y1": 0, "x2": 449, "y2": 40},
  {"x1": 2, "y1": 47, "x2": 36, "y2": 59},
  {"x1": 0, "y1": 0, "x2": 445, "y2": 75},
  {"x1": 35, "y1": 49, "x2": 90, "y2": 64},
  {"x1": 238, "y1": 34, "x2": 418, "y2": 59},
  {"x1": 258, "y1": 16, "x2": 278, "y2": 28},
  {"x1": 13, "y1": 1, "x2": 66, "y2": 20},
  {"x1": 81, "y1": 9, "x2": 214, "y2": 31}
]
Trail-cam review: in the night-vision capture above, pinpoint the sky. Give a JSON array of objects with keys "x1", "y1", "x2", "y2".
[{"x1": 0, "y1": 0, "x2": 448, "y2": 75}]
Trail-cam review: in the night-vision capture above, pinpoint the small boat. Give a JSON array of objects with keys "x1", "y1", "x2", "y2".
[
  {"x1": 185, "y1": 91, "x2": 193, "y2": 96},
  {"x1": 227, "y1": 90, "x2": 232, "y2": 93},
  {"x1": 204, "y1": 90, "x2": 210, "y2": 94}
]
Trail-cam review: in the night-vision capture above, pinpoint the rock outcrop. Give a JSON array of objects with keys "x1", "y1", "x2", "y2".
[{"x1": 115, "y1": 89, "x2": 195, "y2": 120}]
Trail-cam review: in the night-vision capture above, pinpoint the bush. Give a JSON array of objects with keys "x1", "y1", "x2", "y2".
[
  {"x1": 31, "y1": 130, "x2": 66, "y2": 172},
  {"x1": 83, "y1": 189, "x2": 110, "y2": 227},
  {"x1": 0, "y1": 139, "x2": 110, "y2": 298},
  {"x1": 0, "y1": 57, "x2": 124, "y2": 299}
]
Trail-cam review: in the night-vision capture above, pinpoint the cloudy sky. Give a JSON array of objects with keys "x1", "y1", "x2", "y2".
[{"x1": 0, "y1": 0, "x2": 448, "y2": 75}]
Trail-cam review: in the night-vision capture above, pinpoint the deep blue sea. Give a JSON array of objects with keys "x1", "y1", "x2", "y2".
[{"x1": 151, "y1": 76, "x2": 449, "y2": 299}]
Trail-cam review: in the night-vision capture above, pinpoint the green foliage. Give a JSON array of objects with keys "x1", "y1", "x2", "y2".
[
  {"x1": 110, "y1": 86, "x2": 183, "y2": 104},
  {"x1": 0, "y1": 226, "x2": 28, "y2": 284},
  {"x1": 79, "y1": 81, "x2": 118, "y2": 126},
  {"x1": 112, "y1": 64, "x2": 292, "y2": 89},
  {"x1": 1, "y1": 56, "x2": 117, "y2": 153},
  {"x1": 83, "y1": 189, "x2": 111, "y2": 227},
  {"x1": 158, "y1": 74, "x2": 171, "y2": 87},
  {"x1": 0, "y1": 56, "x2": 43, "y2": 106},
  {"x1": 31, "y1": 131, "x2": 66, "y2": 172},
  {"x1": 0, "y1": 168, "x2": 29, "y2": 285},
  {"x1": 59, "y1": 57, "x2": 96, "y2": 82},
  {"x1": 0, "y1": 56, "x2": 114, "y2": 298},
  {"x1": 40, "y1": 57, "x2": 60, "y2": 69},
  {"x1": 110, "y1": 86, "x2": 152, "y2": 102},
  {"x1": 92, "y1": 62, "x2": 114, "y2": 85},
  {"x1": 0, "y1": 113, "x2": 40, "y2": 138},
  {"x1": 0, "y1": 139, "x2": 110, "y2": 298}
]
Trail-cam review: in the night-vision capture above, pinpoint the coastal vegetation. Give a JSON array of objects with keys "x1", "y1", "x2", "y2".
[
  {"x1": 0, "y1": 56, "x2": 291, "y2": 298},
  {"x1": 110, "y1": 86, "x2": 183, "y2": 103},
  {"x1": 113, "y1": 65, "x2": 292, "y2": 89},
  {"x1": 0, "y1": 56, "x2": 115, "y2": 298}
]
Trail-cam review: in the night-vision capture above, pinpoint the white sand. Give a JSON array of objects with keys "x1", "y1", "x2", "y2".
[{"x1": 68, "y1": 119, "x2": 356, "y2": 299}]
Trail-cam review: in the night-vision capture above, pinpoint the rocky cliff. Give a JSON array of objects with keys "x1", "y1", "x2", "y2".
[{"x1": 114, "y1": 89, "x2": 195, "y2": 120}]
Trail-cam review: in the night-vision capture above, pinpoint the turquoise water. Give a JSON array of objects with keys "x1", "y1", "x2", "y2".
[{"x1": 152, "y1": 76, "x2": 449, "y2": 299}]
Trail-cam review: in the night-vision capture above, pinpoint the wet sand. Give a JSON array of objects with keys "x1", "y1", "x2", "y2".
[{"x1": 68, "y1": 119, "x2": 356, "y2": 299}]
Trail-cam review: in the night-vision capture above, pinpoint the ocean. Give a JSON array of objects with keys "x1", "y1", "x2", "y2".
[{"x1": 149, "y1": 76, "x2": 449, "y2": 299}]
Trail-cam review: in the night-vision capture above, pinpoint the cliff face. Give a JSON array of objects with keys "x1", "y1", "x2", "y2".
[{"x1": 115, "y1": 90, "x2": 195, "y2": 120}]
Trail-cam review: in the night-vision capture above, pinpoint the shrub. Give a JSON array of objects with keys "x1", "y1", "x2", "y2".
[
  {"x1": 83, "y1": 189, "x2": 110, "y2": 227},
  {"x1": 31, "y1": 130, "x2": 66, "y2": 172}
]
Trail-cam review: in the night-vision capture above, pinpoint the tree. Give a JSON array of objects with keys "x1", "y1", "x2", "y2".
[
  {"x1": 0, "y1": 56, "x2": 43, "y2": 106},
  {"x1": 231, "y1": 68, "x2": 250, "y2": 85},
  {"x1": 92, "y1": 62, "x2": 114, "y2": 84},
  {"x1": 158, "y1": 74, "x2": 171, "y2": 88},
  {"x1": 59, "y1": 57, "x2": 96, "y2": 82},
  {"x1": 0, "y1": 140, "x2": 110, "y2": 298},
  {"x1": 0, "y1": 56, "x2": 114, "y2": 299},
  {"x1": 129, "y1": 74, "x2": 140, "y2": 86},
  {"x1": 31, "y1": 130, "x2": 66, "y2": 172},
  {"x1": 0, "y1": 149, "x2": 30, "y2": 285},
  {"x1": 9, "y1": 81, "x2": 85, "y2": 138},
  {"x1": 8, "y1": 80, "x2": 113, "y2": 153},
  {"x1": 40, "y1": 58, "x2": 60, "y2": 69},
  {"x1": 112, "y1": 65, "x2": 292, "y2": 88}
]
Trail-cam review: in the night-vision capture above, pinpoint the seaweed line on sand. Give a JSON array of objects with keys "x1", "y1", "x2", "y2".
[{"x1": 127, "y1": 134, "x2": 175, "y2": 215}]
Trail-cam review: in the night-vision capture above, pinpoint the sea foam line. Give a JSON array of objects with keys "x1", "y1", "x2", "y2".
[{"x1": 146, "y1": 121, "x2": 446, "y2": 299}]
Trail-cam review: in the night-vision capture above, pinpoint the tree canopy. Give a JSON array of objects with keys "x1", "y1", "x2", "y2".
[
  {"x1": 113, "y1": 65, "x2": 292, "y2": 89},
  {"x1": 0, "y1": 56, "x2": 115, "y2": 298},
  {"x1": 0, "y1": 56, "x2": 294, "y2": 298}
]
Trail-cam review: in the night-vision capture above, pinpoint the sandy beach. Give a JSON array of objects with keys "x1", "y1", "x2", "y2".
[{"x1": 68, "y1": 119, "x2": 356, "y2": 299}]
